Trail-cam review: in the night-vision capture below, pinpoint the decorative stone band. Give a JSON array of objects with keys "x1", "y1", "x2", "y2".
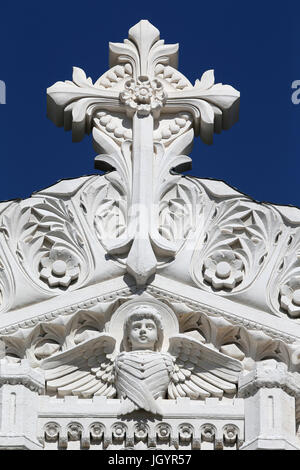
[
  {"x1": 238, "y1": 359, "x2": 300, "y2": 399},
  {"x1": 147, "y1": 286, "x2": 298, "y2": 345},
  {"x1": 1, "y1": 286, "x2": 300, "y2": 372},
  {"x1": 39, "y1": 416, "x2": 243, "y2": 450},
  {"x1": 0, "y1": 359, "x2": 45, "y2": 394},
  {"x1": 0, "y1": 285, "x2": 297, "y2": 344}
]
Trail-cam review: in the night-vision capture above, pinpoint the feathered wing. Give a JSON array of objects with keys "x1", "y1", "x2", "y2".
[
  {"x1": 41, "y1": 334, "x2": 116, "y2": 398},
  {"x1": 168, "y1": 334, "x2": 242, "y2": 400},
  {"x1": 115, "y1": 352, "x2": 172, "y2": 415}
]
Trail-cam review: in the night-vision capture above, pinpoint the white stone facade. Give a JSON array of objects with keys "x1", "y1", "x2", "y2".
[{"x1": 0, "y1": 20, "x2": 300, "y2": 450}]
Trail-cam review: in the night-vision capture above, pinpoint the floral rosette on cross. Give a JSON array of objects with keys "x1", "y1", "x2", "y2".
[{"x1": 119, "y1": 76, "x2": 167, "y2": 117}]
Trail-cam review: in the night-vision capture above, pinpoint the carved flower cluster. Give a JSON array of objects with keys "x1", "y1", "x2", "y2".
[
  {"x1": 40, "y1": 248, "x2": 80, "y2": 288},
  {"x1": 279, "y1": 277, "x2": 300, "y2": 317},
  {"x1": 203, "y1": 250, "x2": 244, "y2": 290},
  {"x1": 119, "y1": 76, "x2": 166, "y2": 116}
]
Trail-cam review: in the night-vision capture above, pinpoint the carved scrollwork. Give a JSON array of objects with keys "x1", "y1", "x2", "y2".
[
  {"x1": 81, "y1": 128, "x2": 200, "y2": 269},
  {"x1": 191, "y1": 199, "x2": 282, "y2": 294},
  {"x1": 269, "y1": 229, "x2": 300, "y2": 319},
  {"x1": 0, "y1": 251, "x2": 14, "y2": 313},
  {"x1": 0, "y1": 198, "x2": 91, "y2": 293},
  {"x1": 158, "y1": 178, "x2": 203, "y2": 249},
  {"x1": 80, "y1": 170, "x2": 129, "y2": 258}
]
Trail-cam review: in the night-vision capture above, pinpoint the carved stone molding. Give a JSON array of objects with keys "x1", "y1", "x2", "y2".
[
  {"x1": 37, "y1": 396, "x2": 244, "y2": 450},
  {"x1": 238, "y1": 359, "x2": 300, "y2": 399},
  {"x1": 0, "y1": 359, "x2": 44, "y2": 394}
]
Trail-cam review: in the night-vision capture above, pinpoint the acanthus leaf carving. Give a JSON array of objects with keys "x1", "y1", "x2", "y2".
[
  {"x1": 0, "y1": 197, "x2": 92, "y2": 294},
  {"x1": 269, "y1": 228, "x2": 300, "y2": 319},
  {"x1": 47, "y1": 20, "x2": 239, "y2": 285},
  {"x1": 191, "y1": 199, "x2": 282, "y2": 294}
]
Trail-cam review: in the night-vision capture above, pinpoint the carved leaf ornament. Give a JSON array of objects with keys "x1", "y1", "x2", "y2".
[{"x1": 46, "y1": 20, "x2": 240, "y2": 286}]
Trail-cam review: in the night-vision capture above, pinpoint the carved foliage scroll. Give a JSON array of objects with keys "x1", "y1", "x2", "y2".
[
  {"x1": 0, "y1": 198, "x2": 91, "y2": 294},
  {"x1": 191, "y1": 199, "x2": 282, "y2": 294},
  {"x1": 269, "y1": 228, "x2": 300, "y2": 319}
]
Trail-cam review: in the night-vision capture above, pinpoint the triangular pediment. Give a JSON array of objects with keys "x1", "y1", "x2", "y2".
[{"x1": 1, "y1": 173, "x2": 300, "y2": 376}]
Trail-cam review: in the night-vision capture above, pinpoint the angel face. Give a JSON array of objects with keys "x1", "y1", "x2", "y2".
[
  {"x1": 123, "y1": 306, "x2": 164, "y2": 351},
  {"x1": 127, "y1": 318, "x2": 158, "y2": 351}
]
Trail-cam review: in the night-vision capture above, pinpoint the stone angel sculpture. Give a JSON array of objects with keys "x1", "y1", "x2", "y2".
[{"x1": 41, "y1": 305, "x2": 242, "y2": 415}]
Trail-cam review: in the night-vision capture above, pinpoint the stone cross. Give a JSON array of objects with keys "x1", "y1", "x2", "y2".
[{"x1": 47, "y1": 20, "x2": 240, "y2": 286}]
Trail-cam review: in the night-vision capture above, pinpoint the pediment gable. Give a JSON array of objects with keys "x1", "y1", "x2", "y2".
[{"x1": 1, "y1": 174, "x2": 300, "y2": 377}]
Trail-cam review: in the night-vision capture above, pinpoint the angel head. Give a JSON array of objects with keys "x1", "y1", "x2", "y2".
[{"x1": 123, "y1": 305, "x2": 164, "y2": 352}]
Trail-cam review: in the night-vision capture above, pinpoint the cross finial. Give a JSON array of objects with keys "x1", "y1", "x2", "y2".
[{"x1": 47, "y1": 20, "x2": 240, "y2": 286}]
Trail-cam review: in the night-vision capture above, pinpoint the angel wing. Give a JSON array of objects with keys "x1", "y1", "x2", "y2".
[
  {"x1": 41, "y1": 334, "x2": 116, "y2": 398},
  {"x1": 168, "y1": 334, "x2": 242, "y2": 400}
]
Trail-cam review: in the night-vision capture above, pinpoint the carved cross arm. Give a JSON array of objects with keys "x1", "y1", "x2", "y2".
[
  {"x1": 165, "y1": 70, "x2": 240, "y2": 144},
  {"x1": 47, "y1": 67, "x2": 122, "y2": 142}
]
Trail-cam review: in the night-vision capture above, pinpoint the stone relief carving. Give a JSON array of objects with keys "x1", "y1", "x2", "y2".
[
  {"x1": 47, "y1": 19, "x2": 240, "y2": 285},
  {"x1": 0, "y1": 249, "x2": 14, "y2": 313},
  {"x1": 0, "y1": 197, "x2": 92, "y2": 294},
  {"x1": 2, "y1": 287, "x2": 300, "y2": 377},
  {"x1": 191, "y1": 198, "x2": 283, "y2": 294},
  {"x1": 1, "y1": 18, "x2": 300, "y2": 451},
  {"x1": 268, "y1": 228, "x2": 300, "y2": 319},
  {"x1": 38, "y1": 301, "x2": 242, "y2": 414},
  {"x1": 40, "y1": 417, "x2": 243, "y2": 450}
]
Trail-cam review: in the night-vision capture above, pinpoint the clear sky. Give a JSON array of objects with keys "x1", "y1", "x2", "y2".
[{"x1": 0, "y1": 0, "x2": 299, "y2": 207}]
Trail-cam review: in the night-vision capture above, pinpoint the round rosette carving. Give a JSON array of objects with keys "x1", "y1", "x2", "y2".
[
  {"x1": 39, "y1": 248, "x2": 80, "y2": 288},
  {"x1": 279, "y1": 277, "x2": 300, "y2": 318},
  {"x1": 223, "y1": 424, "x2": 239, "y2": 445},
  {"x1": 156, "y1": 423, "x2": 171, "y2": 441},
  {"x1": 120, "y1": 76, "x2": 166, "y2": 116},
  {"x1": 203, "y1": 250, "x2": 244, "y2": 290},
  {"x1": 178, "y1": 423, "x2": 193, "y2": 442},
  {"x1": 67, "y1": 422, "x2": 83, "y2": 441},
  {"x1": 201, "y1": 424, "x2": 216, "y2": 443},
  {"x1": 134, "y1": 423, "x2": 149, "y2": 441},
  {"x1": 89, "y1": 423, "x2": 104, "y2": 441},
  {"x1": 44, "y1": 422, "x2": 60, "y2": 442},
  {"x1": 112, "y1": 423, "x2": 127, "y2": 442}
]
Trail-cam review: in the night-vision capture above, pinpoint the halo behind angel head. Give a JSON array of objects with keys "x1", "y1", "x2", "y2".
[{"x1": 108, "y1": 298, "x2": 179, "y2": 352}]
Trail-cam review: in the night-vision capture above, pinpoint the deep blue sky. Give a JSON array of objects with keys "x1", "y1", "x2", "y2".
[{"x1": 0, "y1": 1, "x2": 299, "y2": 207}]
